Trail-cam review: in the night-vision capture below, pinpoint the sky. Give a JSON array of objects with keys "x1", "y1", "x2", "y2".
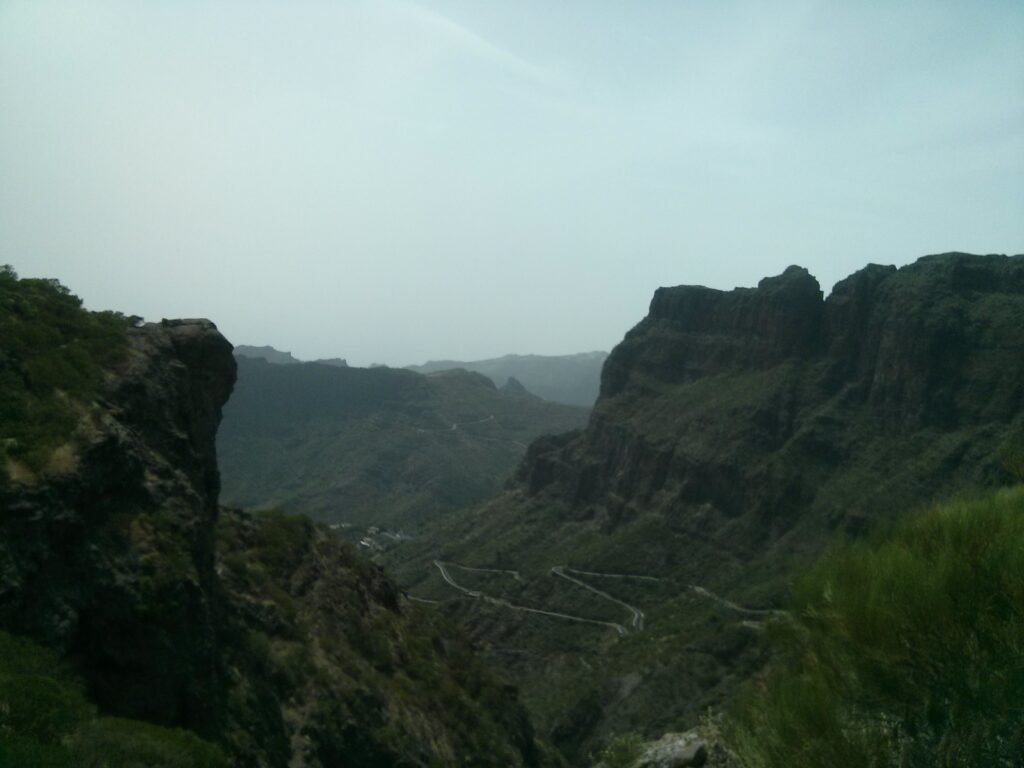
[{"x1": 1, "y1": 1, "x2": 1022, "y2": 366}]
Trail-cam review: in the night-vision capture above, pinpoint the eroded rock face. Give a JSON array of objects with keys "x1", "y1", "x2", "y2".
[
  {"x1": 0, "y1": 319, "x2": 236, "y2": 731},
  {"x1": 521, "y1": 253, "x2": 1024, "y2": 527}
]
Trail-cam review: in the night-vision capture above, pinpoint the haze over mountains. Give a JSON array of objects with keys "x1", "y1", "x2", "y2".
[
  {"x1": 408, "y1": 352, "x2": 608, "y2": 407},
  {"x1": 234, "y1": 345, "x2": 608, "y2": 407},
  {"x1": 3, "y1": 1, "x2": 1021, "y2": 763},
  {"x1": 218, "y1": 356, "x2": 589, "y2": 530},
  {"x1": 2, "y1": 253, "x2": 1023, "y2": 766}
]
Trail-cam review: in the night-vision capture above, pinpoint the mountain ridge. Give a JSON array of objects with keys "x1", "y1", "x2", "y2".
[
  {"x1": 385, "y1": 252, "x2": 1024, "y2": 762},
  {"x1": 408, "y1": 351, "x2": 608, "y2": 407},
  {"x1": 217, "y1": 357, "x2": 589, "y2": 531}
]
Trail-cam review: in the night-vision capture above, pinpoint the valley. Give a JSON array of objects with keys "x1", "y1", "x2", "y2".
[
  {"x1": 2, "y1": 252, "x2": 1022, "y2": 767},
  {"x1": 218, "y1": 357, "x2": 589, "y2": 529}
]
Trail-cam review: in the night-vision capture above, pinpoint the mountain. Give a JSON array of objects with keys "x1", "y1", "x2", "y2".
[
  {"x1": 217, "y1": 358, "x2": 589, "y2": 532},
  {"x1": 234, "y1": 344, "x2": 349, "y2": 368},
  {"x1": 407, "y1": 351, "x2": 608, "y2": 407},
  {"x1": 384, "y1": 253, "x2": 1024, "y2": 763},
  {"x1": 0, "y1": 269, "x2": 554, "y2": 766},
  {"x1": 233, "y1": 344, "x2": 302, "y2": 365}
]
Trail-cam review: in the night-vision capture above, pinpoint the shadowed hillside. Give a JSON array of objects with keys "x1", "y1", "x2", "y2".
[{"x1": 218, "y1": 357, "x2": 589, "y2": 531}]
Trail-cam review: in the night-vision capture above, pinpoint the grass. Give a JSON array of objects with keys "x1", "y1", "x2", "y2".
[{"x1": 725, "y1": 486, "x2": 1024, "y2": 767}]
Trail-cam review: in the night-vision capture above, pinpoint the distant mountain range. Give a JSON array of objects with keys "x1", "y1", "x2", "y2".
[
  {"x1": 407, "y1": 351, "x2": 608, "y2": 407},
  {"x1": 234, "y1": 344, "x2": 348, "y2": 367},
  {"x1": 217, "y1": 357, "x2": 589, "y2": 530},
  {"x1": 235, "y1": 345, "x2": 608, "y2": 407}
]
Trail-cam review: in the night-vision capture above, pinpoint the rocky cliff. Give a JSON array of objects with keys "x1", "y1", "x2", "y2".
[
  {"x1": 387, "y1": 253, "x2": 1024, "y2": 763},
  {"x1": 0, "y1": 319, "x2": 235, "y2": 731},
  {"x1": 0, "y1": 274, "x2": 554, "y2": 766},
  {"x1": 521, "y1": 253, "x2": 1023, "y2": 531}
]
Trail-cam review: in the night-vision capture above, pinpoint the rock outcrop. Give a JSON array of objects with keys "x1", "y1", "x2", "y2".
[
  {"x1": 0, "y1": 319, "x2": 235, "y2": 730},
  {"x1": 520, "y1": 253, "x2": 1024, "y2": 528},
  {"x1": 0, "y1": 291, "x2": 554, "y2": 765}
]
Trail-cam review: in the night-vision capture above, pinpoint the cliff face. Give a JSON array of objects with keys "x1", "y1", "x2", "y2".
[
  {"x1": 0, "y1": 284, "x2": 553, "y2": 766},
  {"x1": 389, "y1": 253, "x2": 1024, "y2": 763},
  {"x1": 0, "y1": 319, "x2": 236, "y2": 730},
  {"x1": 520, "y1": 253, "x2": 1024, "y2": 528}
]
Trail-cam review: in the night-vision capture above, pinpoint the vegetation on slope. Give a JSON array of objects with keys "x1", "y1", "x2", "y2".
[
  {"x1": 218, "y1": 357, "x2": 589, "y2": 529},
  {"x1": 217, "y1": 508, "x2": 555, "y2": 767},
  {"x1": 0, "y1": 630, "x2": 228, "y2": 767},
  {"x1": 726, "y1": 486, "x2": 1024, "y2": 767},
  {"x1": 0, "y1": 272, "x2": 558, "y2": 766},
  {"x1": 0, "y1": 266, "x2": 131, "y2": 479},
  {"x1": 383, "y1": 254, "x2": 1024, "y2": 763}
]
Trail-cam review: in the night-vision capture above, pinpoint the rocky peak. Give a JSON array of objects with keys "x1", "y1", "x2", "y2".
[
  {"x1": 603, "y1": 266, "x2": 824, "y2": 397},
  {"x1": 524, "y1": 253, "x2": 1024, "y2": 519}
]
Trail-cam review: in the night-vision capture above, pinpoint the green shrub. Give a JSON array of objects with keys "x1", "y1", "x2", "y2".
[
  {"x1": 0, "y1": 734, "x2": 75, "y2": 768},
  {"x1": 726, "y1": 486, "x2": 1024, "y2": 767},
  {"x1": 67, "y1": 717, "x2": 229, "y2": 768},
  {"x1": 0, "y1": 265, "x2": 130, "y2": 477},
  {"x1": 598, "y1": 731, "x2": 644, "y2": 768},
  {"x1": 0, "y1": 632, "x2": 227, "y2": 768},
  {"x1": 0, "y1": 632, "x2": 92, "y2": 744}
]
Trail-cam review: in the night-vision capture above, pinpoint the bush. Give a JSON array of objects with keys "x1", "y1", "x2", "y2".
[
  {"x1": 67, "y1": 718, "x2": 229, "y2": 768},
  {"x1": 0, "y1": 266, "x2": 130, "y2": 477},
  {"x1": 598, "y1": 731, "x2": 644, "y2": 768},
  {"x1": 0, "y1": 631, "x2": 228, "y2": 768},
  {"x1": 726, "y1": 486, "x2": 1024, "y2": 767}
]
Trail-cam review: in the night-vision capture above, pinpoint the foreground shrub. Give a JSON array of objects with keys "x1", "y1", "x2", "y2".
[
  {"x1": 0, "y1": 631, "x2": 227, "y2": 768},
  {"x1": 727, "y1": 486, "x2": 1024, "y2": 767}
]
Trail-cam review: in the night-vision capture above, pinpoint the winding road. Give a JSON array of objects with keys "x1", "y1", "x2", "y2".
[
  {"x1": 417, "y1": 559, "x2": 787, "y2": 638},
  {"x1": 689, "y1": 585, "x2": 789, "y2": 618},
  {"x1": 433, "y1": 560, "x2": 629, "y2": 637},
  {"x1": 550, "y1": 566, "x2": 646, "y2": 631}
]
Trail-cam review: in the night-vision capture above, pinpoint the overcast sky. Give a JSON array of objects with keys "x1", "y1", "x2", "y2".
[{"x1": 2, "y1": 1, "x2": 1022, "y2": 366}]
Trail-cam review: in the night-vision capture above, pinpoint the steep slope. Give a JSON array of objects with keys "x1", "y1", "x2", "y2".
[
  {"x1": 0, "y1": 271, "x2": 554, "y2": 766},
  {"x1": 407, "y1": 351, "x2": 608, "y2": 407},
  {"x1": 386, "y1": 253, "x2": 1024, "y2": 763},
  {"x1": 217, "y1": 358, "x2": 589, "y2": 530}
]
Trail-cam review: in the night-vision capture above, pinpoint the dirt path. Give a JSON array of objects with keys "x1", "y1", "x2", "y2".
[
  {"x1": 446, "y1": 562, "x2": 522, "y2": 581},
  {"x1": 551, "y1": 566, "x2": 646, "y2": 631},
  {"x1": 689, "y1": 585, "x2": 789, "y2": 618},
  {"x1": 433, "y1": 560, "x2": 628, "y2": 636}
]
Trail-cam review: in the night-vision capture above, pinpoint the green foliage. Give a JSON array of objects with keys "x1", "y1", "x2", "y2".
[
  {"x1": 0, "y1": 631, "x2": 227, "y2": 768},
  {"x1": 598, "y1": 731, "x2": 644, "y2": 768},
  {"x1": 67, "y1": 718, "x2": 229, "y2": 768},
  {"x1": 0, "y1": 267, "x2": 130, "y2": 476},
  {"x1": 726, "y1": 486, "x2": 1024, "y2": 767}
]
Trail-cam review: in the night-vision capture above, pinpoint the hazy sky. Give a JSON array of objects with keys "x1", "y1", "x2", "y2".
[{"x1": 2, "y1": 1, "x2": 1022, "y2": 366}]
